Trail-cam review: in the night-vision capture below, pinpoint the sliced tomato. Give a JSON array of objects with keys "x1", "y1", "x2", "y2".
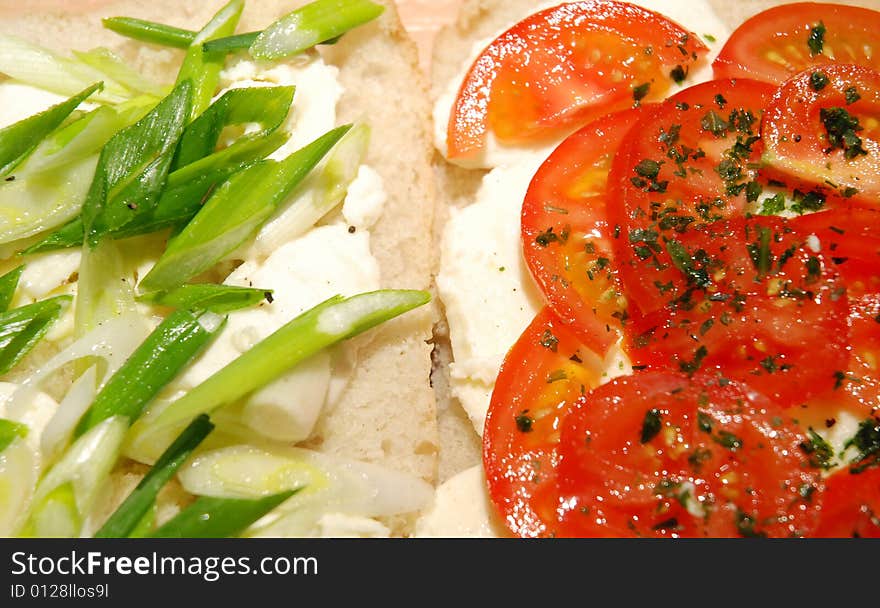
[
  {"x1": 446, "y1": 0, "x2": 708, "y2": 159},
  {"x1": 814, "y1": 467, "x2": 880, "y2": 538},
  {"x1": 791, "y1": 208, "x2": 880, "y2": 414},
  {"x1": 607, "y1": 78, "x2": 776, "y2": 310},
  {"x1": 522, "y1": 106, "x2": 656, "y2": 354},
  {"x1": 621, "y1": 216, "x2": 849, "y2": 406},
  {"x1": 556, "y1": 371, "x2": 823, "y2": 537},
  {"x1": 482, "y1": 308, "x2": 606, "y2": 538},
  {"x1": 762, "y1": 64, "x2": 880, "y2": 204},
  {"x1": 713, "y1": 3, "x2": 880, "y2": 84}
]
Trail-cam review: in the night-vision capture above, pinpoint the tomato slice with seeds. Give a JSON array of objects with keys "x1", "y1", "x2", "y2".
[
  {"x1": 621, "y1": 216, "x2": 850, "y2": 406},
  {"x1": 446, "y1": 0, "x2": 708, "y2": 159},
  {"x1": 792, "y1": 208, "x2": 880, "y2": 414},
  {"x1": 607, "y1": 78, "x2": 776, "y2": 311},
  {"x1": 521, "y1": 106, "x2": 657, "y2": 354},
  {"x1": 483, "y1": 308, "x2": 606, "y2": 538},
  {"x1": 713, "y1": 3, "x2": 880, "y2": 85},
  {"x1": 556, "y1": 371, "x2": 823, "y2": 538},
  {"x1": 761, "y1": 64, "x2": 880, "y2": 204},
  {"x1": 814, "y1": 467, "x2": 880, "y2": 538}
]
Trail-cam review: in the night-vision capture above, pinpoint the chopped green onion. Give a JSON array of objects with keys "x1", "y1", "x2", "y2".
[
  {"x1": 0, "y1": 35, "x2": 130, "y2": 104},
  {"x1": 72, "y1": 48, "x2": 165, "y2": 98},
  {"x1": 254, "y1": 122, "x2": 368, "y2": 253},
  {"x1": 0, "y1": 418, "x2": 28, "y2": 453},
  {"x1": 75, "y1": 309, "x2": 225, "y2": 436},
  {"x1": 73, "y1": 239, "x2": 137, "y2": 338},
  {"x1": 154, "y1": 289, "x2": 430, "y2": 428},
  {"x1": 26, "y1": 416, "x2": 128, "y2": 537},
  {"x1": 0, "y1": 82, "x2": 102, "y2": 178},
  {"x1": 22, "y1": 482, "x2": 81, "y2": 538},
  {"x1": 94, "y1": 414, "x2": 214, "y2": 538},
  {"x1": 0, "y1": 265, "x2": 24, "y2": 313},
  {"x1": 139, "y1": 284, "x2": 273, "y2": 314},
  {"x1": 249, "y1": 0, "x2": 384, "y2": 60},
  {"x1": 102, "y1": 17, "x2": 195, "y2": 49},
  {"x1": 176, "y1": 0, "x2": 243, "y2": 120},
  {"x1": 201, "y1": 32, "x2": 259, "y2": 55},
  {"x1": 149, "y1": 489, "x2": 298, "y2": 538},
  {"x1": 140, "y1": 125, "x2": 350, "y2": 292},
  {"x1": 0, "y1": 434, "x2": 37, "y2": 536},
  {"x1": 81, "y1": 80, "x2": 192, "y2": 247},
  {"x1": 0, "y1": 296, "x2": 71, "y2": 375}
]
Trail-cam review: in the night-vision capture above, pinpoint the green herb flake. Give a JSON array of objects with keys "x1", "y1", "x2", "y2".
[
  {"x1": 807, "y1": 21, "x2": 826, "y2": 55},
  {"x1": 670, "y1": 65, "x2": 687, "y2": 83},
  {"x1": 679, "y1": 345, "x2": 709, "y2": 376},
  {"x1": 799, "y1": 427, "x2": 835, "y2": 470},
  {"x1": 810, "y1": 71, "x2": 829, "y2": 91},
  {"x1": 844, "y1": 417, "x2": 880, "y2": 473},
  {"x1": 539, "y1": 329, "x2": 559, "y2": 352},
  {"x1": 820, "y1": 107, "x2": 869, "y2": 160},
  {"x1": 640, "y1": 409, "x2": 663, "y2": 444},
  {"x1": 714, "y1": 430, "x2": 743, "y2": 450},
  {"x1": 844, "y1": 86, "x2": 861, "y2": 105},
  {"x1": 633, "y1": 82, "x2": 651, "y2": 104},
  {"x1": 515, "y1": 411, "x2": 534, "y2": 433},
  {"x1": 701, "y1": 110, "x2": 728, "y2": 136}
]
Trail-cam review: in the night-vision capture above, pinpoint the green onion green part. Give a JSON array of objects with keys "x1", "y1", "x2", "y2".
[
  {"x1": 74, "y1": 309, "x2": 225, "y2": 436},
  {"x1": 94, "y1": 414, "x2": 214, "y2": 538},
  {"x1": 0, "y1": 265, "x2": 24, "y2": 313},
  {"x1": 249, "y1": 0, "x2": 384, "y2": 60},
  {"x1": 139, "y1": 125, "x2": 350, "y2": 292},
  {"x1": 81, "y1": 80, "x2": 193, "y2": 247},
  {"x1": 0, "y1": 296, "x2": 71, "y2": 375},
  {"x1": 154, "y1": 289, "x2": 430, "y2": 428},
  {"x1": 0, "y1": 418, "x2": 28, "y2": 453},
  {"x1": 0, "y1": 82, "x2": 102, "y2": 178},
  {"x1": 139, "y1": 284, "x2": 273, "y2": 314},
  {"x1": 149, "y1": 489, "x2": 298, "y2": 538},
  {"x1": 102, "y1": 17, "x2": 195, "y2": 49}
]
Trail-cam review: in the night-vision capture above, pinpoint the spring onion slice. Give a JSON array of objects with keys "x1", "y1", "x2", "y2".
[
  {"x1": 26, "y1": 416, "x2": 128, "y2": 537},
  {"x1": 154, "y1": 289, "x2": 430, "y2": 429},
  {"x1": 201, "y1": 32, "x2": 259, "y2": 55},
  {"x1": 140, "y1": 125, "x2": 350, "y2": 292},
  {"x1": 0, "y1": 296, "x2": 71, "y2": 375},
  {"x1": 0, "y1": 265, "x2": 24, "y2": 313},
  {"x1": 94, "y1": 414, "x2": 214, "y2": 538},
  {"x1": 81, "y1": 80, "x2": 192, "y2": 247},
  {"x1": 176, "y1": 0, "x2": 243, "y2": 120},
  {"x1": 139, "y1": 284, "x2": 273, "y2": 314},
  {"x1": 0, "y1": 35, "x2": 130, "y2": 104},
  {"x1": 0, "y1": 82, "x2": 102, "y2": 178},
  {"x1": 102, "y1": 17, "x2": 195, "y2": 49},
  {"x1": 249, "y1": 0, "x2": 384, "y2": 60},
  {"x1": 72, "y1": 48, "x2": 165, "y2": 98},
  {"x1": 0, "y1": 435, "x2": 37, "y2": 536},
  {"x1": 75, "y1": 309, "x2": 225, "y2": 437},
  {"x1": 252, "y1": 122, "x2": 368, "y2": 255},
  {"x1": 149, "y1": 489, "x2": 298, "y2": 538},
  {"x1": 0, "y1": 418, "x2": 27, "y2": 454}
]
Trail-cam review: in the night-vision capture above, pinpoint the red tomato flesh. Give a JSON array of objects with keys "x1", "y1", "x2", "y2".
[
  {"x1": 483, "y1": 308, "x2": 606, "y2": 538},
  {"x1": 446, "y1": 0, "x2": 708, "y2": 159},
  {"x1": 814, "y1": 466, "x2": 880, "y2": 538},
  {"x1": 521, "y1": 106, "x2": 656, "y2": 354},
  {"x1": 556, "y1": 371, "x2": 823, "y2": 537},
  {"x1": 713, "y1": 2, "x2": 880, "y2": 85},
  {"x1": 761, "y1": 64, "x2": 880, "y2": 204}
]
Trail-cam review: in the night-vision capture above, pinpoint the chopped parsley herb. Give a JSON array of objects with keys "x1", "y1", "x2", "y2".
[
  {"x1": 759, "y1": 193, "x2": 786, "y2": 215},
  {"x1": 679, "y1": 345, "x2": 708, "y2": 376},
  {"x1": 810, "y1": 71, "x2": 829, "y2": 91},
  {"x1": 844, "y1": 417, "x2": 880, "y2": 473},
  {"x1": 701, "y1": 110, "x2": 728, "y2": 136},
  {"x1": 670, "y1": 64, "x2": 687, "y2": 83},
  {"x1": 745, "y1": 181, "x2": 763, "y2": 203},
  {"x1": 688, "y1": 447, "x2": 712, "y2": 473},
  {"x1": 807, "y1": 21, "x2": 826, "y2": 55},
  {"x1": 666, "y1": 239, "x2": 711, "y2": 288},
  {"x1": 651, "y1": 517, "x2": 680, "y2": 531},
  {"x1": 790, "y1": 189, "x2": 827, "y2": 214},
  {"x1": 535, "y1": 226, "x2": 569, "y2": 247},
  {"x1": 842, "y1": 186, "x2": 859, "y2": 198},
  {"x1": 515, "y1": 411, "x2": 534, "y2": 433},
  {"x1": 714, "y1": 430, "x2": 743, "y2": 450},
  {"x1": 799, "y1": 428, "x2": 835, "y2": 469},
  {"x1": 697, "y1": 411, "x2": 714, "y2": 434},
  {"x1": 844, "y1": 86, "x2": 861, "y2": 105},
  {"x1": 539, "y1": 329, "x2": 559, "y2": 352},
  {"x1": 703, "y1": 33, "x2": 716, "y2": 43},
  {"x1": 759, "y1": 355, "x2": 779, "y2": 374},
  {"x1": 805, "y1": 256, "x2": 821, "y2": 282},
  {"x1": 640, "y1": 409, "x2": 663, "y2": 444},
  {"x1": 633, "y1": 82, "x2": 651, "y2": 104},
  {"x1": 747, "y1": 225, "x2": 773, "y2": 277},
  {"x1": 820, "y1": 107, "x2": 869, "y2": 160},
  {"x1": 714, "y1": 94, "x2": 727, "y2": 108},
  {"x1": 631, "y1": 159, "x2": 668, "y2": 192},
  {"x1": 735, "y1": 510, "x2": 766, "y2": 538},
  {"x1": 547, "y1": 369, "x2": 568, "y2": 383}
]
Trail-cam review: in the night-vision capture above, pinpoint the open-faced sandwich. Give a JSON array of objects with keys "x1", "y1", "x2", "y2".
[
  {"x1": 423, "y1": 0, "x2": 880, "y2": 537},
  {"x1": 0, "y1": 0, "x2": 441, "y2": 538}
]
